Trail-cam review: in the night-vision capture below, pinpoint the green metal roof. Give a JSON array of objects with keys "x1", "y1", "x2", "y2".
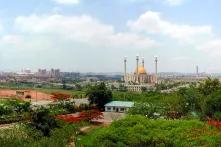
[{"x1": 104, "y1": 101, "x2": 134, "y2": 107}]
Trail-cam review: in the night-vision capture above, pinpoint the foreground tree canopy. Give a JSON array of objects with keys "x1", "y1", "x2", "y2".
[{"x1": 79, "y1": 115, "x2": 221, "y2": 147}]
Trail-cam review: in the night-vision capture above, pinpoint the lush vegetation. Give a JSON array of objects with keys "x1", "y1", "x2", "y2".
[
  {"x1": 86, "y1": 82, "x2": 112, "y2": 110},
  {"x1": 1, "y1": 78, "x2": 221, "y2": 146},
  {"x1": 113, "y1": 78, "x2": 221, "y2": 121},
  {"x1": 0, "y1": 123, "x2": 78, "y2": 147},
  {"x1": 78, "y1": 115, "x2": 221, "y2": 147},
  {"x1": 0, "y1": 99, "x2": 31, "y2": 124}
]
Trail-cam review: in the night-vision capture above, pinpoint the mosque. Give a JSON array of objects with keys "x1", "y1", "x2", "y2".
[{"x1": 123, "y1": 55, "x2": 158, "y2": 92}]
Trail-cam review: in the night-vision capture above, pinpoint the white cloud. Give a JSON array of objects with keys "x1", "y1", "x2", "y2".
[
  {"x1": 197, "y1": 39, "x2": 221, "y2": 56},
  {"x1": 52, "y1": 0, "x2": 79, "y2": 5},
  {"x1": 172, "y1": 56, "x2": 190, "y2": 61},
  {"x1": 15, "y1": 14, "x2": 156, "y2": 50},
  {"x1": 0, "y1": 35, "x2": 21, "y2": 45},
  {"x1": 0, "y1": 14, "x2": 158, "y2": 72},
  {"x1": 128, "y1": 11, "x2": 213, "y2": 43},
  {"x1": 164, "y1": 0, "x2": 184, "y2": 6},
  {"x1": 0, "y1": 21, "x2": 3, "y2": 33}
]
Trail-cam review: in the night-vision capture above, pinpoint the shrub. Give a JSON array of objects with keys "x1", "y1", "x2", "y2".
[
  {"x1": 213, "y1": 112, "x2": 221, "y2": 121},
  {"x1": 128, "y1": 102, "x2": 163, "y2": 118},
  {"x1": 30, "y1": 108, "x2": 57, "y2": 136},
  {"x1": 78, "y1": 103, "x2": 90, "y2": 111},
  {"x1": 79, "y1": 116, "x2": 221, "y2": 147},
  {"x1": 203, "y1": 90, "x2": 221, "y2": 119},
  {"x1": 0, "y1": 123, "x2": 78, "y2": 147}
]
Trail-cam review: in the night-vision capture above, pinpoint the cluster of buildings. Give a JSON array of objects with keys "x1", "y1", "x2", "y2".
[
  {"x1": 123, "y1": 55, "x2": 158, "y2": 92},
  {"x1": 35, "y1": 68, "x2": 61, "y2": 78},
  {"x1": 0, "y1": 69, "x2": 79, "y2": 84}
]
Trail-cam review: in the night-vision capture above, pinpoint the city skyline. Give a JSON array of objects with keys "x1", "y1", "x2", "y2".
[{"x1": 0, "y1": 0, "x2": 221, "y2": 73}]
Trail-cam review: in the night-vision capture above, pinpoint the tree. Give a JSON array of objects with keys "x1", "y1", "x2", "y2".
[
  {"x1": 62, "y1": 79, "x2": 67, "y2": 89},
  {"x1": 86, "y1": 82, "x2": 112, "y2": 110},
  {"x1": 118, "y1": 84, "x2": 127, "y2": 92},
  {"x1": 30, "y1": 108, "x2": 57, "y2": 136},
  {"x1": 203, "y1": 90, "x2": 221, "y2": 120},
  {"x1": 177, "y1": 87, "x2": 201, "y2": 113},
  {"x1": 198, "y1": 78, "x2": 221, "y2": 96},
  {"x1": 141, "y1": 87, "x2": 147, "y2": 92},
  {"x1": 128, "y1": 102, "x2": 160, "y2": 118},
  {"x1": 79, "y1": 109, "x2": 103, "y2": 122},
  {"x1": 75, "y1": 84, "x2": 82, "y2": 91}
]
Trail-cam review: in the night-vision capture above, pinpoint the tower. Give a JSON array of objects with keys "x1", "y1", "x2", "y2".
[
  {"x1": 136, "y1": 55, "x2": 139, "y2": 83},
  {"x1": 124, "y1": 56, "x2": 127, "y2": 83},
  {"x1": 142, "y1": 57, "x2": 145, "y2": 68},
  {"x1": 154, "y1": 56, "x2": 158, "y2": 84},
  {"x1": 196, "y1": 65, "x2": 199, "y2": 77}
]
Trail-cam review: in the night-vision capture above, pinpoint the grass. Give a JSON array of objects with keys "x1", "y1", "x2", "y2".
[
  {"x1": 34, "y1": 88, "x2": 86, "y2": 96},
  {"x1": 76, "y1": 126, "x2": 104, "y2": 147},
  {"x1": 0, "y1": 85, "x2": 86, "y2": 97}
]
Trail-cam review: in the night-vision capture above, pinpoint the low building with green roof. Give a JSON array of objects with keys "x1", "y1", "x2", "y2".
[{"x1": 104, "y1": 101, "x2": 134, "y2": 113}]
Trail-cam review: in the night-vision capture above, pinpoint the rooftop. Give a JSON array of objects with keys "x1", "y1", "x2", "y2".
[{"x1": 104, "y1": 101, "x2": 134, "y2": 107}]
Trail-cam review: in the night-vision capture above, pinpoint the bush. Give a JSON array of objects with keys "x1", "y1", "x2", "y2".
[
  {"x1": 30, "y1": 108, "x2": 57, "y2": 136},
  {"x1": 213, "y1": 112, "x2": 221, "y2": 121},
  {"x1": 79, "y1": 115, "x2": 221, "y2": 147},
  {"x1": 0, "y1": 123, "x2": 78, "y2": 147},
  {"x1": 78, "y1": 103, "x2": 91, "y2": 111},
  {"x1": 50, "y1": 100, "x2": 76, "y2": 114},
  {"x1": 203, "y1": 90, "x2": 221, "y2": 119},
  {"x1": 128, "y1": 102, "x2": 164, "y2": 119}
]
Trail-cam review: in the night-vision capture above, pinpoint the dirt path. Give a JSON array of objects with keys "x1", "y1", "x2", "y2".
[{"x1": 0, "y1": 123, "x2": 16, "y2": 129}]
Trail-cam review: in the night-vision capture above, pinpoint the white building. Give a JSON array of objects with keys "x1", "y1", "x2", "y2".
[{"x1": 105, "y1": 101, "x2": 134, "y2": 113}]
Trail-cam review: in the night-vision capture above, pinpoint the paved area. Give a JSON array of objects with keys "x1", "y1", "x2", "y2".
[
  {"x1": 93, "y1": 112, "x2": 126, "y2": 124},
  {"x1": 73, "y1": 98, "x2": 89, "y2": 106},
  {"x1": 0, "y1": 123, "x2": 16, "y2": 129}
]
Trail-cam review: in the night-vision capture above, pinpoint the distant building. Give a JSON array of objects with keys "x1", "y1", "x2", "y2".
[
  {"x1": 126, "y1": 84, "x2": 153, "y2": 92},
  {"x1": 123, "y1": 56, "x2": 157, "y2": 92},
  {"x1": 105, "y1": 101, "x2": 134, "y2": 113},
  {"x1": 36, "y1": 69, "x2": 47, "y2": 77},
  {"x1": 62, "y1": 72, "x2": 80, "y2": 79},
  {"x1": 35, "y1": 68, "x2": 61, "y2": 78},
  {"x1": 50, "y1": 68, "x2": 60, "y2": 78}
]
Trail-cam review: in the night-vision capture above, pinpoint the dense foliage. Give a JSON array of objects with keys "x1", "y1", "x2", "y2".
[
  {"x1": 114, "y1": 78, "x2": 221, "y2": 120},
  {"x1": 30, "y1": 108, "x2": 58, "y2": 136},
  {"x1": 0, "y1": 123, "x2": 78, "y2": 147},
  {"x1": 0, "y1": 99, "x2": 31, "y2": 124},
  {"x1": 78, "y1": 115, "x2": 221, "y2": 147},
  {"x1": 86, "y1": 83, "x2": 112, "y2": 110}
]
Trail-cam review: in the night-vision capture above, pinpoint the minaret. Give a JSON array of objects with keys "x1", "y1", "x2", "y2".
[
  {"x1": 142, "y1": 57, "x2": 145, "y2": 67},
  {"x1": 136, "y1": 55, "x2": 139, "y2": 83},
  {"x1": 196, "y1": 65, "x2": 199, "y2": 77},
  {"x1": 124, "y1": 56, "x2": 127, "y2": 83},
  {"x1": 154, "y1": 56, "x2": 158, "y2": 84}
]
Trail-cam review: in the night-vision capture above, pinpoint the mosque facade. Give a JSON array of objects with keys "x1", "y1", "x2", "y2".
[{"x1": 123, "y1": 56, "x2": 158, "y2": 92}]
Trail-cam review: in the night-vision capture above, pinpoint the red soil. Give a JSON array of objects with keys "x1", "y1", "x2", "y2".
[{"x1": 0, "y1": 89, "x2": 52, "y2": 101}]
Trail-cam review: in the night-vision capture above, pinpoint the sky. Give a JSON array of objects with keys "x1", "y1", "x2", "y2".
[{"x1": 0, "y1": 0, "x2": 221, "y2": 73}]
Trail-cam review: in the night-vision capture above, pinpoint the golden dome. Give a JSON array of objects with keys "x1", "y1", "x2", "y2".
[{"x1": 135, "y1": 66, "x2": 147, "y2": 74}]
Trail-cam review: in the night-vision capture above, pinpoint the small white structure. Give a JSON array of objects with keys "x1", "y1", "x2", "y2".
[{"x1": 104, "y1": 101, "x2": 134, "y2": 113}]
